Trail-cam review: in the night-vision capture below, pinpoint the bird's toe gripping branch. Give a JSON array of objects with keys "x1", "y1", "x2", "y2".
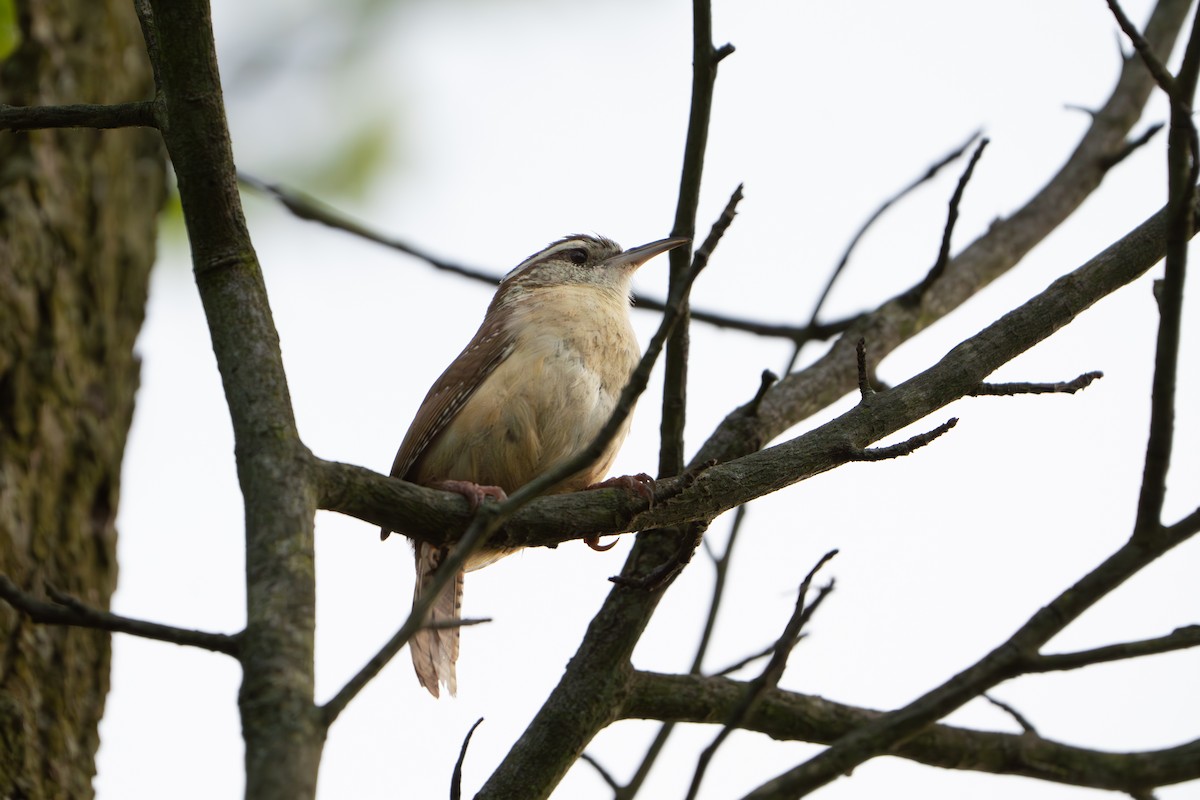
[
  {"x1": 583, "y1": 473, "x2": 657, "y2": 551},
  {"x1": 429, "y1": 479, "x2": 509, "y2": 511}
]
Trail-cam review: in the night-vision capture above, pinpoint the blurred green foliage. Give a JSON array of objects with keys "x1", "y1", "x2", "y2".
[
  {"x1": 0, "y1": 0, "x2": 20, "y2": 62},
  {"x1": 160, "y1": 0, "x2": 414, "y2": 235}
]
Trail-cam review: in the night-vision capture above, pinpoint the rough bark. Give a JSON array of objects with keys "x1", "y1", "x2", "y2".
[{"x1": 0, "y1": 1, "x2": 164, "y2": 797}]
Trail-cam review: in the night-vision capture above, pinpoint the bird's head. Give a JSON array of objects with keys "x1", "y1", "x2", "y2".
[{"x1": 497, "y1": 234, "x2": 689, "y2": 298}]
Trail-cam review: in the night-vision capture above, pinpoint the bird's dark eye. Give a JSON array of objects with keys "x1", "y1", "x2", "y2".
[{"x1": 568, "y1": 248, "x2": 588, "y2": 266}]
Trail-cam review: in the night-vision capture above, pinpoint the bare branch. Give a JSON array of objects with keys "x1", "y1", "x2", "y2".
[
  {"x1": 238, "y1": 174, "x2": 804, "y2": 344},
  {"x1": 685, "y1": 551, "x2": 837, "y2": 800},
  {"x1": 855, "y1": 338, "x2": 875, "y2": 399},
  {"x1": 578, "y1": 754, "x2": 622, "y2": 793},
  {"x1": 971, "y1": 371, "x2": 1103, "y2": 396},
  {"x1": 0, "y1": 574, "x2": 240, "y2": 656},
  {"x1": 604, "y1": 506, "x2": 753, "y2": 799},
  {"x1": 694, "y1": 183, "x2": 744, "y2": 267},
  {"x1": 451, "y1": 718, "x2": 484, "y2": 800},
  {"x1": 784, "y1": 130, "x2": 983, "y2": 372},
  {"x1": 846, "y1": 418, "x2": 958, "y2": 462},
  {"x1": 1133, "y1": 3, "x2": 1200, "y2": 541},
  {"x1": 608, "y1": 522, "x2": 708, "y2": 591},
  {"x1": 238, "y1": 172, "x2": 504, "y2": 285},
  {"x1": 714, "y1": 639, "x2": 795, "y2": 678},
  {"x1": 907, "y1": 137, "x2": 990, "y2": 303},
  {"x1": 737, "y1": 524, "x2": 1198, "y2": 798},
  {"x1": 983, "y1": 695, "x2": 1040, "y2": 736},
  {"x1": 1028, "y1": 625, "x2": 1200, "y2": 672},
  {"x1": 624, "y1": 671, "x2": 1200, "y2": 792},
  {"x1": 1105, "y1": 122, "x2": 1165, "y2": 168},
  {"x1": 749, "y1": 371, "x2": 779, "y2": 414},
  {"x1": 0, "y1": 101, "x2": 158, "y2": 131},
  {"x1": 1107, "y1": 0, "x2": 1183, "y2": 100},
  {"x1": 694, "y1": 0, "x2": 1195, "y2": 472}
]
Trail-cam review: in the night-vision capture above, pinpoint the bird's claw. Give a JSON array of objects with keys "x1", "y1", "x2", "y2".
[
  {"x1": 430, "y1": 479, "x2": 508, "y2": 511},
  {"x1": 586, "y1": 472, "x2": 655, "y2": 504},
  {"x1": 581, "y1": 473, "x2": 655, "y2": 552}
]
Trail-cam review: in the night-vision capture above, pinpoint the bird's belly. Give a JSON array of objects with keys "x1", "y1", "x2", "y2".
[{"x1": 422, "y1": 336, "x2": 637, "y2": 493}]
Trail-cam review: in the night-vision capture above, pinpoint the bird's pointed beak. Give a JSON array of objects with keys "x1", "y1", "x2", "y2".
[{"x1": 606, "y1": 236, "x2": 690, "y2": 271}]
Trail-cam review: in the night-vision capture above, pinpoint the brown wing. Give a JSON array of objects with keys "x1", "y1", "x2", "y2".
[{"x1": 381, "y1": 312, "x2": 515, "y2": 538}]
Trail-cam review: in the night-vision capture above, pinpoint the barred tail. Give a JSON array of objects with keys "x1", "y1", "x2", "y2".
[{"x1": 410, "y1": 542, "x2": 462, "y2": 698}]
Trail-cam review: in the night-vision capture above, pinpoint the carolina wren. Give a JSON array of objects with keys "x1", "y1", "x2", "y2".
[{"x1": 383, "y1": 233, "x2": 687, "y2": 697}]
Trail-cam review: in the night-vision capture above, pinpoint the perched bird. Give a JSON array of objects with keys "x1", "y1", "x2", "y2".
[{"x1": 383, "y1": 233, "x2": 688, "y2": 697}]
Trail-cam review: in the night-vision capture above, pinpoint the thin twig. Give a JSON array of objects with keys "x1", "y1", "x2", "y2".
[
  {"x1": 1132, "y1": 0, "x2": 1200, "y2": 541},
  {"x1": 1107, "y1": 0, "x2": 1183, "y2": 100},
  {"x1": 131, "y1": 0, "x2": 164, "y2": 95},
  {"x1": 714, "y1": 638, "x2": 803, "y2": 678},
  {"x1": 739, "y1": 528, "x2": 1199, "y2": 798},
  {"x1": 0, "y1": 574, "x2": 240, "y2": 655},
  {"x1": 846, "y1": 418, "x2": 958, "y2": 461},
  {"x1": 1104, "y1": 122, "x2": 1164, "y2": 168},
  {"x1": 659, "y1": 0, "x2": 734, "y2": 479},
  {"x1": 971, "y1": 371, "x2": 1103, "y2": 395},
  {"x1": 238, "y1": 173, "x2": 817, "y2": 342},
  {"x1": 450, "y1": 718, "x2": 484, "y2": 800},
  {"x1": 609, "y1": 521, "x2": 709, "y2": 591},
  {"x1": 855, "y1": 338, "x2": 875, "y2": 399},
  {"x1": 907, "y1": 138, "x2": 990, "y2": 302},
  {"x1": 685, "y1": 550, "x2": 838, "y2": 800},
  {"x1": 611, "y1": 506, "x2": 752, "y2": 799},
  {"x1": 421, "y1": 616, "x2": 492, "y2": 631},
  {"x1": 749, "y1": 371, "x2": 779, "y2": 415},
  {"x1": 578, "y1": 754, "x2": 622, "y2": 793},
  {"x1": 1028, "y1": 625, "x2": 1200, "y2": 672},
  {"x1": 239, "y1": 172, "x2": 503, "y2": 285},
  {"x1": 784, "y1": 130, "x2": 983, "y2": 372},
  {"x1": 984, "y1": 694, "x2": 1040, "y2": 736}
]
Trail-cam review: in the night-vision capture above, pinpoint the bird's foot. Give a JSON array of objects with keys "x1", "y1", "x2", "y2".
[
  {"x1": 582, "y1": 473, "x2": 656, "y2": 551},
  {"x1": 430, "y1": 479, "x2": 508, "y2": 511},
  {"x1": 586, "y1": 472, "x2": 655, "y2": 503}
]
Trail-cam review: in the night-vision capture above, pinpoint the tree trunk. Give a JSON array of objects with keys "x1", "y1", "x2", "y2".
[{"x1": 0, "y1": 0, "x2": 164, "y2": 797}]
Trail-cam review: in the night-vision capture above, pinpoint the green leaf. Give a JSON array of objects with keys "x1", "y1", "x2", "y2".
[{"x1": 0, "y1": 0, "x2": 19, "y2": 63}]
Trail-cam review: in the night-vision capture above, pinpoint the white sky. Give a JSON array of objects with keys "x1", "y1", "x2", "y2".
[{"x1": 95, "y1": 1, "x2": 1199, "y2": 798}]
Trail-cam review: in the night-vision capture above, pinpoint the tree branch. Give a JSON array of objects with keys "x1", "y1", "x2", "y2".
[
  {"x1": 1130, "y1": 1, "x2": 1200, "y2": 540},
  {"x1": 597, "y1": 505, "x2": 753, "y2": 799},
  {"x1": 783, "y1": 131, "x2": 984, "y2": 373},
  {"x1": 237, "y1": 172, "x2": 825, "y2": 343},
  {"x1": 451, "y1": 718, "x2": 485, "y2": 800},
  {"x1": 143, "y1": 0, "x2": 324, "y2": 795},
  {"x1": 844, "y1": 418, "x2": 958, "y2": 461},
  {"x1": 0, "y1": 574, "x2": 240, "y2": 655},
  {"x1": 739, "y1": 520, "x2": 1198, "y2": 798},
  {"x1": 0, "y1": 101, "x2": 158, "y2": 130},
  {"x1": 906, "y1": 136, "x2": 990, "y2": 302},
  {"x1": 970, "y1": 371, "x2": 1103, "y2": 395},
  {"x1": 685, "y1": 551, "x2": 836, "y2": 800},
  {"x1": 623, "y1": 671, "x2": 1200, "y2": 792},
  {"x1": 1028, "y1": 625, "x2": 1200, "y2": 672},
  {"x1": 694, "y1": 0, "x2": 1194, "y2": 469},
  {"x1": 1107, "y1": 0, "x2": 1183, "y2": 101}
]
